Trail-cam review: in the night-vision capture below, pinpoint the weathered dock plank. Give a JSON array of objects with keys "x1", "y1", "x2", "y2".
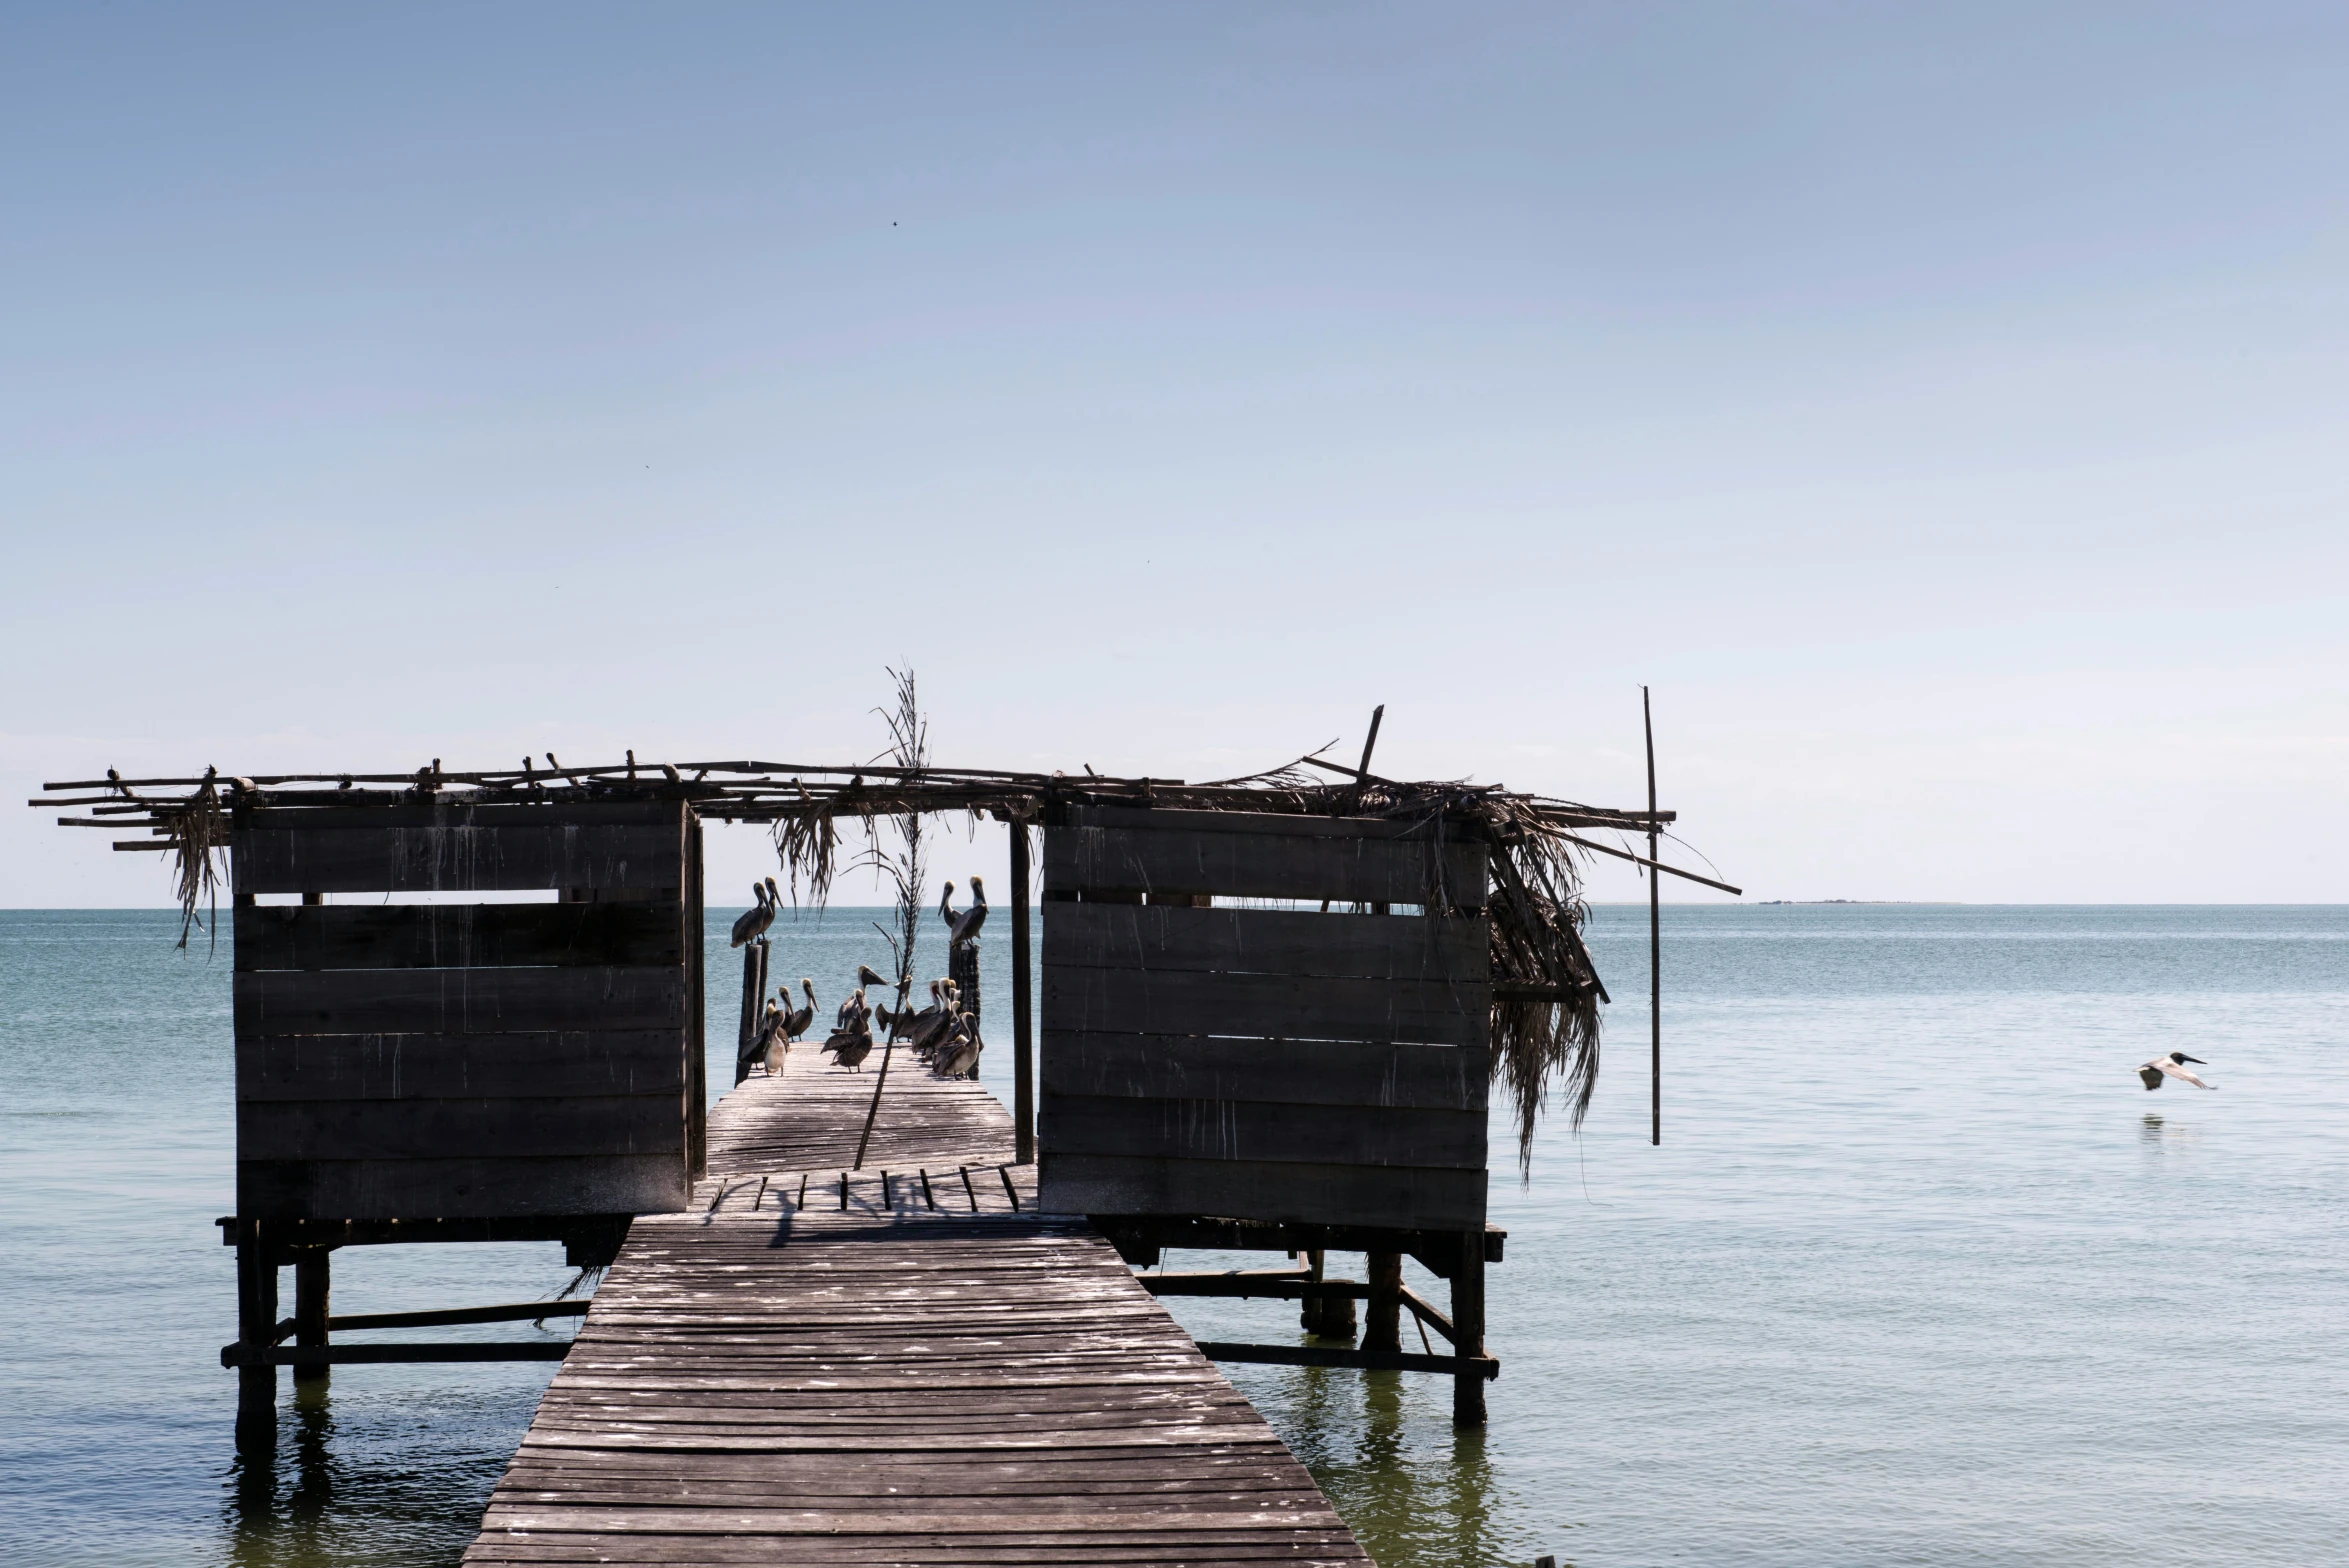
[{"x1": 465, "y1": 1047, "x2": 1369, "y2": 1566}]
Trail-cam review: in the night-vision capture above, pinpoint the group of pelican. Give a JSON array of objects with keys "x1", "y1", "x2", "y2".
[
  {"x1": 877, "y1": 976, "x2": 984, "y2": 1077},
  {"x1": 728, "y1": 872, "x2": 990, "y2": 1080}
]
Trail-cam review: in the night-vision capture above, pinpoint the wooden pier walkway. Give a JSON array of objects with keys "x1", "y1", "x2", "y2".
[{"x1": 464, "y1": 1048, "x2": 1371, "y2": 1565}]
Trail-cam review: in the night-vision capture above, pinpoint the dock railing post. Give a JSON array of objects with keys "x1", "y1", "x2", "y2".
[
  {"x1": 235, "y1": 1218, "x2": 278, "y2": 1452},
  {"x1": 292, "y1": 1249, "x2": 330, "y2": 1387},
  {"x1": 1452, "y1": 1230, "x2": 1487, "y2": 1425},
  {"x1": 1010, "y1": 820, "x2": 1034, "y2": 1163}
]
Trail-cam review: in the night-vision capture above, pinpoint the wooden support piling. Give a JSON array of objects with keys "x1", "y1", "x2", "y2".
[
  {"x1": 1364, "y1": 1250, "x2": 1403, "y2": 1354},
  {"x1": 1452, "y1": 1228, "x2": 1487, "y2": 1425},
  {"x1": 735, "y1": 935, "x2": 767, "y2": 1086},
  {"x1": 234, "y1": 1218, "x2": 276, "y2": 1451},
  {"x1": 1010, "y1": 819, "x2": 1034, "y2": 1163},
  {"x1": 291, "y1": 1249, "x2": 330, "y2": 1386}
]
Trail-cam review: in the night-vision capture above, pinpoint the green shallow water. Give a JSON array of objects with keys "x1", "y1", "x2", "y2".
[{"x1": 4, "y1": 905, "x2": 2345, "y2": 1566}]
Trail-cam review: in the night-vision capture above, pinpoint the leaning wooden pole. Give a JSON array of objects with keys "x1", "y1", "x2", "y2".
[
  {"x1": 1644, "y1": 686, "x2": 1661, "y2": 1147},
  {"x1": 1010, "y1": 820, "x2": 1035, "y2": 1164}
]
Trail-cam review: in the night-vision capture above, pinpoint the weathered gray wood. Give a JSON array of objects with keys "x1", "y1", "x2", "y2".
[
  {"x1": 1192, "y1": 1341, "x2": 1496, "y2": 1378},
  {"x1": 1047, "y1": 808, "x2": 1486, "y2": 907},
  {"x1": 237, "y1": 1031, "x2": 688, "y2": 1102},
  {"x1": 234, "y1": 900, "x2": 685, "y2": 971},
  {"x1": 330, "y1": 1300, "x2": 590, "y2": 1330},
  {"x1": 461, "y1": 1054, "x2": 1372, "y2": 1566},
  {"x1": 1042, "y1": 1093, "x2": 1485, "y2": 1170},
  {"x1": 1067, "y1": 804, "x2": 1477, "y2": 843},
  {"x1": 238, "y1": 1093, "x2": 685, "y2": 1161},
  {"x1": 1039, "y1": 964, "x2": 1487, "y2": 1047},
  {"x1": 238, "y1": 1152, "x2": 687, "y2": 1220},
  {"x1": 1041, "y1": 1032, "x2": 1486, "y2": 1112},
  {"x1": 235, "y1": 965, "x2": 686, "y2": 1036},
  {"x1": 233, "y1": 811, "x2": 684, "y2": 895},
  {"x1": 1044, "y1": 901, "x2": 1486, "y2": 983},
  {"x1": 1039, "y1": 1152, "x2": 1486, "y2": 1230},
  {"x1": 230, "y1": 1341, "x2": 573, "y2": 1366}
]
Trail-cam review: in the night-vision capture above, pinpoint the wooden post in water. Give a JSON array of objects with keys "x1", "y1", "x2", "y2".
[
  {"x1": 292, "y1": 1250, "x2": 330, "y2": 1387},
  {"x1": 1010, "y1": 821, "x2": 1034, "y2": 1164},
  {"x1": 735, "y1": 937, "x2": 767, "y2": 1086},
  {"x1": 1645, "y1": 687, "x2": 1661, "y2": 1147},
  {"x1": 1363, "y1": 1251, "x2": 1403, "y2": 1354},
  {"x1": 235, "y1": 1219, "x2": 277, "y2": 1451},
  {"x1": 1452, "y1": 1231, "x2": 1487, "y2": 1424}
]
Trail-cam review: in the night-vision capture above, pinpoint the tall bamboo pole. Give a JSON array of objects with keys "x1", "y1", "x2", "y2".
[{"x1": 1645, "y1": 687, "x2": 1661, "y2": 1147}]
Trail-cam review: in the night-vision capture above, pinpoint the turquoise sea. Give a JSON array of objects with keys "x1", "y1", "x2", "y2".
[{"x1": 3, "y1": 904, "x2": 2344, "y2": 1566}]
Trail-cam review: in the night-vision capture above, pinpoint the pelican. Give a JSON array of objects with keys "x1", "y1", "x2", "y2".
[
  {"x1": 729, "y1": 878, "x2": 780, "y2": 948},
  {"x1": 742, "y1": 999, "x2": 786, "y2": 1076},
  {"x1": 949, "y1": 876, "x2": 987, "y2": 948},
  {"x1": 824, "y1": 1010, "x2": 876, "y2": 1071},
  {"x1": 781, "y1": 980, "x2": 815, "y2": 1047},
  {"x1": 836, "y1": 984, "x2": 872, "y2": 1032},
  {"x1": 856, "y1": 962, "x2": 890, "y2": 991},
  {"x1": 933, "y1": 1012, "x2": 983, "y2": 1078},
  {"x1": 2139, "y1": 1052, "x2": 2216, "y2": 1091},
  {"x1": 913, "y1": 981, "x2": 959, "y2": 1058}
]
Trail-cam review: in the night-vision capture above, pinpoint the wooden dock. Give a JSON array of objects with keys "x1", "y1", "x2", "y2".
[{"x1": 464, "y1": 1048, "x2": 1372, "y2": 1565}]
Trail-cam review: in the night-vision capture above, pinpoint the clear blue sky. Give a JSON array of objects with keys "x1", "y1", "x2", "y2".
[{"x1": 4, "y1": 4, "x2": 2343, "y2": 905}]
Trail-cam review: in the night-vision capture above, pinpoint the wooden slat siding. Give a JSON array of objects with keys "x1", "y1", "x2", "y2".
[
  {"x1": 1047, "y1": 900, "x2": 1487, "y2": 982},
  {"x1": 1041, "y1": 1152, "x2": 1487, "y2": 1231},
  {"x1": 234, "y1": 901, "x2": 684, "y2": 971},
  {"x1": 239, "y1": 1154, "x2": 686, "y2": 1220},
  {"x1": 1043, "y1": 1093, "x2": 1486, "y2": 1170},
  {"x1": 239, "y1": 1095, "x2": 684, "y2": 1162},
  {"x1": 1042, "y1": 964, "x2": 1489, "y2": 1048},
  {"x1": 235, "y1": 966, "x2": 685, "y2": 1036},
  {"x1": 1048, "y1": 808, "x2": 1486, "y2": 908},
  {"x1": 1042, "y1": 1032, "x2": 1487, "y2": 1112},
  {"x1": 238, "y1": 1031, "x2": 687, "y2": 1101},
  {"x1": 465, "y1": 1049, "x2": 1370, "y2": 1567},
  {"x1": 233, "y1": 805, "x2": 685, "y2": 895}
]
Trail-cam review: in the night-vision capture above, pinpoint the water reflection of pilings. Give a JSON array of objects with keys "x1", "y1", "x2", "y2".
[
  {"x1": 1273, "y1": 1363, "x2": 1507, "y2": 1567},
  {"x1": 225, "y1": 1384, "x2": 341, "y2": 1568}
]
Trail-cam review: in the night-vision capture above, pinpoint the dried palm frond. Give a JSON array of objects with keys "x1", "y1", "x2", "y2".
[{"x1": 169, "y1": 768, "x2": 228, "y2": 953}]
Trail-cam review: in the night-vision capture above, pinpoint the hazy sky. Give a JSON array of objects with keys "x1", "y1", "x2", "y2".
[{"x1": 4, "y1": 4, "x2": 2344, "y2": 907}]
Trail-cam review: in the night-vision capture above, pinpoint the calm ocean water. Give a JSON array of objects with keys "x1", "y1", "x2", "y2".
[{"x1": 2, "y1": 904, "x2": 2343, "y2": 1567}]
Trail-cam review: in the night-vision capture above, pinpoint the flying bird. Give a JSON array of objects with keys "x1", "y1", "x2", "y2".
[
  {"x1": 730, "y1": 878, "x2": 779, "y2": 948},
  {"x1": 2139, "y1": 1052, "x2": 2217, "y2": 1091}
]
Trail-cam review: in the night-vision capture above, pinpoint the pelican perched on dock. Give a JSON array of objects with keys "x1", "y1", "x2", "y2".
[
  {"x1": 933, "y1": 1012, "x2": 983, "y2": 1078},
  {"x1": 823, "y1": 996, "x2": 876, "y2": 1071},
  {"x1": 2139, "y1": 1052, "x2": 2217, "y2": 1091},
  {"x1": 742, "y1": 999, "x2": 787, "y2": 1076},
  {"x1": 782, "y1": 981, "x2": 815, "y2": 1047},
  {"x1": 730, "y1": 878, "x2": 779, "y2": 948},
  {"x1": 946, "y1": 877, "x2": 987, "y2": 948},
  {"x1": 913, "y1": 980, "x2": 959, "y2": 1059}
]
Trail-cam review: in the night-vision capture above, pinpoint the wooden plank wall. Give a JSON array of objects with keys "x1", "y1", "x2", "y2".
[
  {"x1": 233, "y1": 798, "x2": 699, "y2": 1221},
  {"x1": 1039, "y1": 805, "x2": 1491, "y2": 1230}
]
